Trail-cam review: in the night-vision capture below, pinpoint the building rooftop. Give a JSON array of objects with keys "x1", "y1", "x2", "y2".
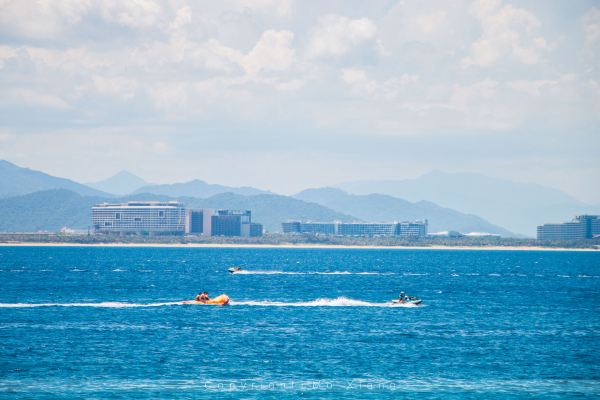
[{"x1": 93, "y1": 201, "x2": 184, "y2": 208}]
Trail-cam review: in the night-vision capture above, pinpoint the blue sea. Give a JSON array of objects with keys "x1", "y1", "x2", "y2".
[{"x1": 0, "y1": 246, "x2": 599, "y2": 399}]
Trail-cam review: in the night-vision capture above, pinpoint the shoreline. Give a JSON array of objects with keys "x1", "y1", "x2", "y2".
[{"x1": 0, "y1": 242, "x2": 597, "y2": 252}]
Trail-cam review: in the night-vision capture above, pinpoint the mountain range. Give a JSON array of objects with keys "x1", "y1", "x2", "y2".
[
  {"x1": 338, "y1": 171, "x2": 600, "y2": 236},
  {"x1": 133, "y1": 179, "x2": 270, "y2": 198},
  {"x1": 0, "y1": 189, "x2": 354, "y2": 233},
  {"x1": 0, "y1": 160, "x2": 109, "y2": 198},
  {"x1": 294, "y1": 188, "x2": 515, "y2": 236},
  {"x1": 87, "y1": 170, "x2": 149, "y2": 196},
  {"x1": 1, "y1": 159, "x2": 592, "y2": 236}
]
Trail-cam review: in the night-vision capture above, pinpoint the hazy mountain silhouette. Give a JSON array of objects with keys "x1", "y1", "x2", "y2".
[
  {"x1": 295, "y1": 187, "x2": 516, "y2": 236},
  {"x1": 0, "y1": 160, "x2": 109, "y2": 198},
  {"x1": 87, "y1": 170, "x2": 149, "y2": 195},
  {"x1": 0, "y1": 189, "x2": 356, "y2": 233},
  {"x1": 134, "y1": 179, "x2": 269, "y2": 198},
  {"x1": 338, "y1": 171, "x2": 600, "y2": 236}
]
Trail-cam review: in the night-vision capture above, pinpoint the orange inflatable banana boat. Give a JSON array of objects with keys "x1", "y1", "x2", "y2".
[{"x1": 184, "y1": 294, "x2": 230, "y2": 306}]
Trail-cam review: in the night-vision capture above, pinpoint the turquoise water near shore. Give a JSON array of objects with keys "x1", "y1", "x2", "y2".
[{"x1": 0, "y1": 246, "x2": 599, "y2": 398}]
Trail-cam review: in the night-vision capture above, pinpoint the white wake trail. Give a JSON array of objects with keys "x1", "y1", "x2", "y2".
[
  {"x1": 0, "y1": 301, "x2": 184, "y2": 308},
  {"x1": 232, "y1": 270, "x2": 393, "y2": 275},
  {"x1": 0, "y1": 297, "x2": 420, "y2": 308},
  {"x1": 231, "y1": 296, "x2": 418, "y2": 308}
]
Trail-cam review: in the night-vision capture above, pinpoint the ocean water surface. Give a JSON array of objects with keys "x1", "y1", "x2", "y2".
[{"x1": 0, "y1": 246, "x2": 598, "y2": 399}]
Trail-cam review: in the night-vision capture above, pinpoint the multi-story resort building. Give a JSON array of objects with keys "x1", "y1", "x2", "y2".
[
  {"x1": 212, "y1": 210, "x2": 252, "y2": 237},
  {"x1": 537, "y1": 215, "x2": 600, "y2": 240},
  {"x1": 282, "y1": 220, "x2": 428, "y2": 238},
  {"x1": 281, "y1": 221, "x2": 337, "y2": 235},
  {"x1": 93, "y1": 202, "x2": 262, "y2": 237},
  {"x1": 93, "y1": 201, "x2": 186, "y2": 234}
]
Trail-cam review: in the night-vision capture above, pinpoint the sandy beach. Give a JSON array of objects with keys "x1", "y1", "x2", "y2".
[{"x1": 0, "y1": 242, "x2": 597, "y2": 252}]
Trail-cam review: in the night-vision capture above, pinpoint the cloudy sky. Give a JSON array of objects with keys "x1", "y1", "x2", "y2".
[{"x1": 0, "y1": 0, "x2": 599, "y2": 201}]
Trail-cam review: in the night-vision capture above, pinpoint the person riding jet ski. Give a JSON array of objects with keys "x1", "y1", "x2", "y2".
[{"x1": 393, "y1": 291, "x2": 422, "y2": 305}]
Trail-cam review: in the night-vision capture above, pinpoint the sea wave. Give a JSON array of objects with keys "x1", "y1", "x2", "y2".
[{"x1": 1, "y1": 377, "x2": 595, "y2": 394}]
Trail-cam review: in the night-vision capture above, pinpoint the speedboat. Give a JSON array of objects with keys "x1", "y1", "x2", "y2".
[
  {"x1": 392, "y1": 296, "x2": 422, "y2": 306},
  {"x1": 183, "y1": 294, "x2": 230, "y2": 305},
  {"x1": 228, "y1": 266, "x2": 242, "y2": 274}
]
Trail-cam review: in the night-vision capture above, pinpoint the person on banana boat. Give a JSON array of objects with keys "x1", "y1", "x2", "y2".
[{"x1": 195, "y1": 292, "x2": 209, "y2": 302}]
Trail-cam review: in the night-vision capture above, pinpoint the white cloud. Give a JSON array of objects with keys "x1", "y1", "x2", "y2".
[
  {"x1": 1, "y1": 88, "x2": 69, "y2": 109},
  {"x1": 170, "y1": 6, "x2": 192, "y2": 31},
  {"x1": 0, "y1": 45, "x2": 18, "y2": 68},
  {"x1": 341, "y1": 68, "x2": 369, "y2": 85},
  {"x1": 462, "y1": 0, "x2": 546, "y2": 67},
  {"x1": 447, "y1": 79, "x2": 518, "y2": 130},
  {"x1": 377, "y1": 0, "x2": 474, "y2": 62},
  {"x1": 0, "y1": 0, "x2": 92, "y2": 39},
  {"x1": 201, "y1": 39, "x2": 246, "y2": 72},
  {"x1": 0, "y1": 0, "x2": 596, "y2": 202},
  {"x1": 506, "y1": 79, "x2": 556, "y2": 96},
  {"x1": 450, "y1": 78, "x2": 499, "y2": 106},
  {"x1": 25, "y1": 46, "x2": 110, "y2": 73},
  {"x1": 307, "y1": 15, "x2": 377, "y2": 58},
  {"x1": 233, "y1": 0, "x2": 294, "y2": 18},
  {"x1": 147, "y1": 82, "x2": 189, "y2": 112},
  {"x1": 506, "y1": 74, "x2": 575, "y2": 96},
  {"x1": 415, "y1": 10, "x2": 448, "y2": 35},
  {"x1": 341, "y1": 68, "x2": 377, "y2": 94},
  {"x1": 582, "y1": 7, "x2": 600, "y2": 51},
  {"x1": 341, "y1": 68, "x2": 419, "y2": 103},
  {"x1": 99, "y1": 0, "x2": 163, "y2": 30},
  {"x1": 242, "y1": 30, "x2": 295, "y2": 75},
  {"x1": 92, "y1": 76, "x2": 138, "y2": 100}
]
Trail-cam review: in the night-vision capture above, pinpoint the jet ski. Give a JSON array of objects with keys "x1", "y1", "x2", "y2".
[
  {"x1": 228, "y1": 266, "x2": 242, "y2": 274},
  {"x1": 184, "y1": 294, "x2": 230, "y2": 305},
  {"x1": 392, "y1": 295, "x2": 422, "y2": 306}
]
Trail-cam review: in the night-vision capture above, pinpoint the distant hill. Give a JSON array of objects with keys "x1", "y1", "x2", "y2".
[
  {"x1": 87, "y1": 170, "x2": 148, "y2": 195},
  {"x1": 0, "y1": 190, "x2": 356, "y2": 233},
  {"x1": 134, "y1": 179, "x2": 270, "y2": 198},
  {"x1": 0, "y1": 160, "x2": 110, "y2": 198},
  {"x1": 0, "y1": 189, "x2": 103, "y2": 232},
  {"x1": 338, "y1": 171, "x2": 600, "y2": 237},
  {"x1": 294, "y1": 187, "x2": 516, "y2": 237},
  {"x1": 136, "y1": 192, "x2": 356, "y2": 233}
]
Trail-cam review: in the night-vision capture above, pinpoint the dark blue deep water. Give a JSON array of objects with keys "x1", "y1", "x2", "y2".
[{"x1": 0, "y1": 246, "x2": 599, "y2": 399}]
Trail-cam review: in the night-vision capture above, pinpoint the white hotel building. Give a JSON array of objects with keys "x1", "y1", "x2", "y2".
[{"x1": 92, "y1": 201, "x2": 186, "y2": 234}]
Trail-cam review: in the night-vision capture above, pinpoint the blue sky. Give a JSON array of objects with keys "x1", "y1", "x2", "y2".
[{"x1": 0, "y1": 0, "x2": 598, "y2": 201}]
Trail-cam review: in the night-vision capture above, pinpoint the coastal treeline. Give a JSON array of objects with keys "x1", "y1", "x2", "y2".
[{"x1": 0, "y1": 233, "x2": 598, "y2": 249}]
